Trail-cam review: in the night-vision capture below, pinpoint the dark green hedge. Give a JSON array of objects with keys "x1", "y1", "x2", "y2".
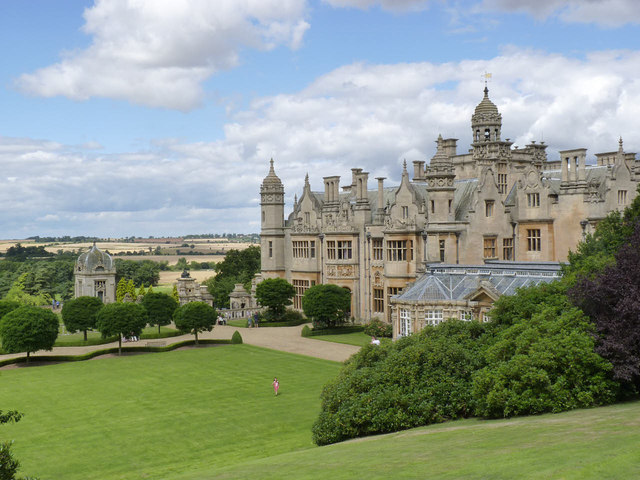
[
  {"x1": 0, "y1": 339, "x2": 232, "y2": 368},
  {"x1": 306, "y1": 325, "x2": 364, "y2": 336}
]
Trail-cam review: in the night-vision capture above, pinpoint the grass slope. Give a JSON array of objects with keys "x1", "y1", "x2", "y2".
[
  {"x1": 196, "y1": 401, "x2": 640, "y2": 480},
  {"x1": 0, "y1": 345, "x2": 340, "y2": 480},
  {"x1": 2, "y1": 345, "x2": 639, "y2": 479}
]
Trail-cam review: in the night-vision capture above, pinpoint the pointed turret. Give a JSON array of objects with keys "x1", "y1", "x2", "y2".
[{"x1": 260, "y1": 159, "x2": 286, "y2": 277}]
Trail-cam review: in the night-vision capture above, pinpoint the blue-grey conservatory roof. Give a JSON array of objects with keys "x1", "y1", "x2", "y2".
[{"x1": 395, "y1": 261, "x2": 562, "y2": 303}]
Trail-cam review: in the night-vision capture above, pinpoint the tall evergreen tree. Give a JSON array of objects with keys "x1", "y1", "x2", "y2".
[
  {"x1": 126, "y1": 279, "x2": 137, "y2": 301},
  {"x1": 116, "y1": 278, "x2": 127, "y2": 302}
]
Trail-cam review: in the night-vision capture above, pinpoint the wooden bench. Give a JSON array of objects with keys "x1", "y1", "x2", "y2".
[{"x1": 145, "y1": 341, "x2": 166, "y2": 347}]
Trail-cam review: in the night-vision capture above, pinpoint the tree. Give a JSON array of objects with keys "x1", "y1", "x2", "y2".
[
  {"x1": 172, "y1": 284, "x2": 179, "y2": 302},
  {"x1": 565, "y1": 184, "x2": 640, "y2": 284},
  {"x1": 570, "y1": 221, "x2": 640, "y2": 391},
  {"x1": 173, "y1": 302, "x2": 216, "y2": 344},
  {"x1": 4, "y1": 273, "x2": 51, "y2": 306},
  {"x1": 116, "y1": 278, "x2": 127, "y2": 302},
  {"x1": 0, "y1": 300, "x2": 21, "y2": 321},
  {"x1": 126, "y1": 279, "x2": 137, "y2": 301},
  {"x1": 138, "y1": 285, "x2": 146, "y2": 297},
  {"x1": 95, "y1": 303, "x2": 148, "y2": 355},
  {"x1": 205, "y1": 246, "x2": 260, "y2": 308},
  {"x1": 0, "y1": 306, "x2": 59, "y2": 362},
  {"x1": 114, "y1": 259, "x2": 160, "y2": 287},
  {"x1": 61, "y1": 296, "x2": 103, "y2": 341},
  {"x1": 142, "y1": 292, "x2": 178, "y2": 335},
  {"x1": 472, "y1": 298, "x2": 617, "y2": 418},
  {"x1": 255, "y1": 278, "x2": 295, "y2": 319},
  {"x1": 1, "y1": 410, "x2": 23, "y2": 480},
  {"x1": 302, "y1": 284, "x2": 351, "y2": 329}
]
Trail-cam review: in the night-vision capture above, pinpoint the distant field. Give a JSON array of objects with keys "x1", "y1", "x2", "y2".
[
  {"x1": 1, "y1": 345, "x2": 638, "y2": 480},
  {"x1": 110, "y1": 254, "x2": 226, "y2": 265},
  {"x1": 0, "y1": 239, "x2": 255, "y2": 256},
  {"x1": 158, "y1": 270, "x2": 214, "y2": 285}
]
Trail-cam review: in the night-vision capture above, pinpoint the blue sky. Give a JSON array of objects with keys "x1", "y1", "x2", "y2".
[{"x1": 1, "y1": 0, "x2": 639, "y2": 238}]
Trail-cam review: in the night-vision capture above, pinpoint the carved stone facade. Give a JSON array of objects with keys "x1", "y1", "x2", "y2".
[
  {"x1": 259, "y1": 88, "x2": 639, "y2": 323},
  {"x1": 74, "y1": 244, "x2": 117, "y2": 303},
  {"x1": 176, "y1": 270, "x2": 214, "y2": 306}
]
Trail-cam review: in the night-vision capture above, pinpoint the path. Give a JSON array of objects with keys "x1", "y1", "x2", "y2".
[{"x1": 0, "y1": 324, "x2": 360, "y2": 364}]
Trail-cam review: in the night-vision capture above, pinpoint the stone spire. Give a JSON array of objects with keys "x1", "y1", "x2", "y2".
[
  {"x1": 262, "y1": 158, "x2": 282, "y2": 186},
  {"x1": 429, "y1": 134, "x2": 452, "y2": 170}
]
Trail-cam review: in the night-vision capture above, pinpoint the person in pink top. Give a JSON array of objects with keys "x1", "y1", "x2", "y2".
[{"x1": 272, "y1": 377, "x2": 280, "y2": 396}]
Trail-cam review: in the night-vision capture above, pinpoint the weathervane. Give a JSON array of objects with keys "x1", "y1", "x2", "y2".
[{"x1": 483, "y1": 71, "x2": 492, "y2": 88}]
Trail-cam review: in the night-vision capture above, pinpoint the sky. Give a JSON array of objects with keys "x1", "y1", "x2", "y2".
[{"x1": 1, "y1": 0, "x2": 640, "y2": 238}]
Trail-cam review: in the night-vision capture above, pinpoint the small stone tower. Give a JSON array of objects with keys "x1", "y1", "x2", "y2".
[
  {"x1": 260, "y1": 159, "x2": 286, "y2": 278},
  {"x1": 471, "y1": 85, "x2": 502, "y2": 144},
  {"x1": 426, "y1": 135, "x2": 456, "y2": 222},
  {"x1": 74, "y1": 244, "x2": 116, "y2": 303}
]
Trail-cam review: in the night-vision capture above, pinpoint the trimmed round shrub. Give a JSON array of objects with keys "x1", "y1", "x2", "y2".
[
  {"x1": 231, "y1": 330, "x2": 243, "y2": 344},
  {"x1": 0, "y1": 306, "x2": 60, "y2": 360},
  {"x1": 301, "y1": 325, "x2": 311, "y2": 337}
]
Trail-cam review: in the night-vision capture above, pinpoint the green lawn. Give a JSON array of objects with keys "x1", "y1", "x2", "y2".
[
  {"x1": 0, "y1": 345, "x2": 340, "y2": 480},
  {"x1": 227, "y1": 318, "x2": 249, "y2": 328},
  {"x1": 309, "y1": 331, "x2": 373, "y2": 347},
  {"x1": 203, "y1": 400, "x2": 640, "y2": 480},
  {"x1": 2, "y1": 346, "x2": 639, "y2": 480}
]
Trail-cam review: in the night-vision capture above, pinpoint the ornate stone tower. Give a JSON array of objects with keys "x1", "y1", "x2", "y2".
[
  {"x1": 74, "y1": 244, "x2": 116, "y2": 303},
  {"x1": 260, "y1": 159, "x2": 286, "y2": 278},
  {"x1": 426, "y1": 135, "x2": 456, "y2": 222},
  {"x1": 471, "y1": 85, "x2": 502, "y2": 145},
  {"x1": 471, "y1": 86, "x2": 513, "y2": 195}
]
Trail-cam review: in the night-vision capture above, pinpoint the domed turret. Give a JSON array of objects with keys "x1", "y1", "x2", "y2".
[
  {"x1": 76, "y1": 244, "x2": 114, "y2": 273},
  {"x1": 74, "y1": 244, "x2": 117, "y2": 303},
  {"x1": 471, "y1": 86, "x2": 502, "y2": 143}
]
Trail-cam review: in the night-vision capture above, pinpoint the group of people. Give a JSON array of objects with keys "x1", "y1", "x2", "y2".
[{"x1": 247, "y1": 313, "x2": 260, "y2": 328}]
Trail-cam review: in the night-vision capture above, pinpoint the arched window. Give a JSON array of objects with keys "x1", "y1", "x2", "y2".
[{"x1": 484, "y1": 128, "x2": 490, "y2": 141}]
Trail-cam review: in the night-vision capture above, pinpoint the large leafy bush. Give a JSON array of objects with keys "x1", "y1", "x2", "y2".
[{"x1": 312, "y1": 321, "x2": 487, "y2": 445}]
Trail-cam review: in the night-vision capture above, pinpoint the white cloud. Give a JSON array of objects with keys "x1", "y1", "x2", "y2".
[
  {"x1": 16, "y1": 0, "x2": 309, "y2": 110},
  {"x1": 4, "y1": 48, "x2": 640, "y2": 237},
  {"x1": 323, "y1": 0, "x2": 432, "y2": 11},
  {"x1": 481, "y1": 0, "x2": 640, "y2": 27}
]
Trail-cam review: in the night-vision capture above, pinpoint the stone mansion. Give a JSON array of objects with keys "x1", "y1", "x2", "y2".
[{"x1": 260, "y1": 87, "x2": 638, "y2": 323}]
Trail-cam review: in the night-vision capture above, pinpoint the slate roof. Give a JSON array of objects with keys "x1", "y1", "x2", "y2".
[{"x1": 395, "y1": 261, "x2": 562, "y2": 303}]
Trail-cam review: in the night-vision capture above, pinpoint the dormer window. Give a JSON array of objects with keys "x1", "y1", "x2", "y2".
[
  {"x1": 402, "y1": 206, "x2": 409, "y2": 219},
  {"x1": 485, "y1": 200, "x2": 494, "y2": 217}
]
